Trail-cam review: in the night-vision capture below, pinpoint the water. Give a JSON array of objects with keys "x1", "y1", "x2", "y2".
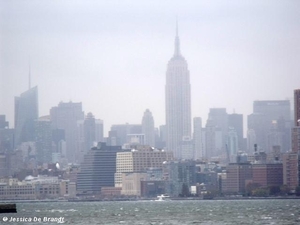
[{"x1": 1, "y1": 199, "x2": 300, "y2": 225}]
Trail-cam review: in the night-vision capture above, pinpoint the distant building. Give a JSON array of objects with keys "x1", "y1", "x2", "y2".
[
  {"x1": 77, "y1": 142, "x2": 125, "y2": 195},
  {"x1": 228, "y1": 113, "x2": 243, "y2": 150},
  {"x1": 248, "y1": 100, "x2": 291, "y2": 152},
  {"x1": 294, "y1": 89, "x2": 300, "y2": 126},
  {"x1": 163, "y1": 160, "x2": 196, "y2": 197},
  {"x1": 121, "y1": 172, "x2": 147, "y2": 196},
  {"x1": 227, "y1": 127, "x2": 239, "y2": 162},
  {"x1": 246, "y1": 129, "x2": 256, "y2": 154},
  {"x1": 222, "y1": 162, "x2": 252, "y2": 194},
  {"x1": 165, "y1": 23, "x2": 191, "y2": 159},
  {"x1": 14, "y1": 86, "x2": 38, "y2": 146},
  {"x1": 252, "y1": 163, "x2": 283, "y2": 188},
  {"x1": 193, "y1": 117, "x2": 203, "y2": 160},
  {"x1": 35, "y1": 116, "x2": 52, "y2": 163},
  {"x1": 282, "y1": 152, "x2": 298, "y2": 190},
  {"x1": 50, "y1": 102, "x2": 84, "y2": 163},
  {"x1": 108, "y1": 124, "x2": 142, "y2": 146},
  {"x1": 114, "y1": 145, "x2": 173, "y2": 188},
  {"x1": 0, "y1": 115, "x2": 14, "y2": 152},
  {"x1": 142, "y1": 109, "x2": 155, "y2": 147},
  {"x1": 126, "y1": 134, "x2": 145, "y2": 145},
  {"x1": 77, "y1": 113, "x2": 103, "y2": 162}
]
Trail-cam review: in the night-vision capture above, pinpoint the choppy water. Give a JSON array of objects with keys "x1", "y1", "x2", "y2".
[{"x1": 1, "y1": 199, "x2": 300, "y2": 225}]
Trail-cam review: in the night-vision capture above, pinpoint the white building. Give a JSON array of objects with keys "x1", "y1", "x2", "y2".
[{"x1": 165, "y1": 22, "x2": 191, "y2": 159}]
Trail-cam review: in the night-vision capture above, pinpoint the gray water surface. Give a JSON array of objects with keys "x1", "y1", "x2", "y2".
[{"x1": 2, "y1": 199, "x2": 300, "y2": 225}]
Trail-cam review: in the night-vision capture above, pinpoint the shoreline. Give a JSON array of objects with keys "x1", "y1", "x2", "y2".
[{"x1": 1, "y1": 196, "x2": 300, "y2": 204}]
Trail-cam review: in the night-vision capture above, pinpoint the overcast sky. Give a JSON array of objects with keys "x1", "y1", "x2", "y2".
[{"x1": 1, "y1": 0, "x2": 300, "y2": 136}]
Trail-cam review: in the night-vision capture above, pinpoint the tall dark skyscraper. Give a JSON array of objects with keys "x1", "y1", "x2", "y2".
[
  {"x1": 76, "y1": 142, "x2": 124, "y2": 195},
  {"x1": 165, "y1": 22, "x2": 191, "y2": 159},
  {"x1": 14, "y1": 86, "x2": 38, "y2": 146}
]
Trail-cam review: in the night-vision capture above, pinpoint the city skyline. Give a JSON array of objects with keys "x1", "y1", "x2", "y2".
[{"x1": 1, "y1": 1, "x2": 300, "y2": 136}]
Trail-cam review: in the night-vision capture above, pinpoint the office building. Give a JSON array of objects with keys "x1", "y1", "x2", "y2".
[
  {"x1": 163, "y1": 160, "x2": 196, "y2": 197},
  {"x1": 248, "y1": 100, "x2": 291, "y2": 152},
  {"x1": 108, "y1": 124, "x2": 142, "y2": 146},
  {"x1": 165, "y1": 23, "x2": 191, "y2": 159},
  {"x1": 282, "y1": 152, "x2": 298, "y2": 190},
  {"x1": 77, "y1": 142, "x2": 125, "y2": 195},
  {"x1": 50, "y1": 102, "x2": 84, "y2": 163},
  {"x1": 114, "y1": 145, "x2": 173, "y2": 187},
  {"x1": 294, "y1": 89, "x2": 300, "y2": 126},
  {"x1": 14, "y1": 86, "x2": 38, "y2": 146},
  {"x1": 0, "y1": 115, "x2": 14, "y2": 152},
  {"x1": 77, "y1": 113, "x2": 104, "y2": 162},
  {"x1": 228, "y1": 113, "x2": 243, "y2": 150},
  {"x1": 142, "y1": 109, "x2": 155, "y2": 147},
  {"x1": 193, "y1": 117, "x2": 203, "y2": 160},
  {"x1": 35, "y1": 116, "x2": 52, "y2": 163},
  {"x1": 252, "y1": 163, "x2": 283, "y2": 188},
  {"x1": 222, "y1": 162, "x2": 252, "y2": 194}
]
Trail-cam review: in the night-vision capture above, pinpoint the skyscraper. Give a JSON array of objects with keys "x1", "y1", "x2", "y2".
[
  {"x1": 142, "y1": 109, "x2": 155, "y2": 147},
  {"x1": 193, "y1": 117, "x2": 203, "y2": 160},
  {"x1": 14, "y1": 86, "x2": 38, "y2": 146},
  {"x1": 228, "y1": 113, "x2": 243, "y2": 150},
  {"x1": 248, "y1": 100, "x2": 291, "y2": 152},
  {"x1": 35, "y1": 116, "x2": 52, "y2": 163},
  {"x1": 50, "y1": 102, "x2": 84, "y2": 163},
  {"x1": 294, "y1": 89, "x2": 300, "y2": 126},
  {"x1": 165, "y1": 22, "x2": 191, "y2": 159}
]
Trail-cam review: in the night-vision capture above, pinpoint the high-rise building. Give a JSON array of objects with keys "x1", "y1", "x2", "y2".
[
  {"x1": 76, "y1": 142, "x2": 124, "y2": 195},
  {"x1": 163, "y1": 160, "x2": 196, "y2": 197},
  {"x1": 35, "y1": 116, "x2": 52, "y2": 163},
  {"x1": 227, "y1": 127, "x2": 238, "y2": 162},
  {"x1": 282, "y1": 152, "x2": 298, "y2": 190},
  {"x1": 0, "y1": 115, "x2": 14, "y2": 152},
  {"x1": 193, "y1": 117, "x2": 203, "y2": 160},
  {"x1": 246, "y1": 129, "x2": 256, "y2": 154},
  {"x1": 253, "y1": 100, "x2": 290, "y2": 121},
  {"x1": 165, "y1": 23, "x2": 191, "y2": 159},
  {"x1": 108, "y1": 124, "x2": 142, "y2": 146},
  {"x1": 228, "y1": 113, "x2": 243, "y2": 150},
  {"x1": 205, "y1": 108, "x2": 228, "y2": 158},
  {"x1": 50, "y1": 102, "x2": 84, "y2": 163},
  {"x1": 142, "y1": 109, "x2": 155, "y2": 147},
  {"x1": 14, "y1": 86, "x2": 38, "y2": 146},
  {"x1": 77, "y1": 113, "x2": 104, "y2": 162},
  {"x1": 295, "y1": 89, "x2": 300, "y2": 126},
  {"x1": 249, "y1": 100, "x2": 291, "y2": 152},
  {"x1": 114, "y1": 145, "x2": 173, "y2": 188}
]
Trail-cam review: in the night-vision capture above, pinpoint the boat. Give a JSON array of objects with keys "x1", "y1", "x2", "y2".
[{"x1": 155, "y1": 194, "x2": 170, "y2": 201}]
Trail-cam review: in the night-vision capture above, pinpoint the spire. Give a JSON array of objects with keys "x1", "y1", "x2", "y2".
[
  {"x1": 28, "y1": 59, "x2": 31, "y2": 90},
  {"x1": 174, "y1": 18, "x2": 180, "y2": 56}
]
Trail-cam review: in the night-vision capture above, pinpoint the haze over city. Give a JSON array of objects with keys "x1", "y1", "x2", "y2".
[{"x1": 1, "y1": 0, "x2": 300, "y2": 134}]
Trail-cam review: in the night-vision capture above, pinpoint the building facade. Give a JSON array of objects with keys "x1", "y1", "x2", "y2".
[
  {"x1": 50, "y1": 102, "x2": 84, "y2": 163},
  {"x1": 114, "y1": 145, "x2": 173, "y2": 188},
  {"x1": 77, "y1": 142, "x2": 125, "y2": 195},
  {"x1": 14, "y1": 86, "x2": 38, "y2": 146},
  {"x1": 165, "y1": 23, "x2": 191, "y2": 159},
  {"x1": 142, "y1": 109, "x2": 155, "y2": 147}
]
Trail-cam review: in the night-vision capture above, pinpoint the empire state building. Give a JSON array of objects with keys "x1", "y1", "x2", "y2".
[{"x1": 165, "y1": 24, "x2": 192, "y2": 159}]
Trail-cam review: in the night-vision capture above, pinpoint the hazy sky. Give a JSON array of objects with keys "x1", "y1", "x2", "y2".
[{"x1": 1, "y1": 0, "x2": 300, "y2": 135}]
